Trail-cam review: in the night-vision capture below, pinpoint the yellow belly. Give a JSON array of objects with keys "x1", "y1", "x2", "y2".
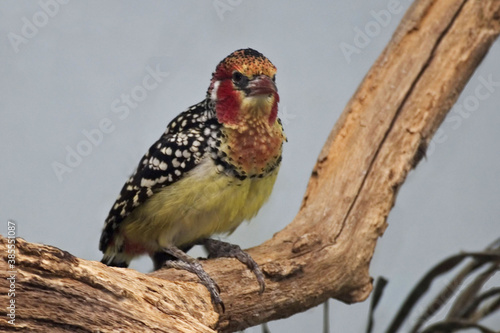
[{"x1": 122, "y1": 157, "x2": 279, "y2": 252}]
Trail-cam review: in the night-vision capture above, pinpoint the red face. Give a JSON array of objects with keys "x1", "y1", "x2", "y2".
[{"x1": 208, "y1": 49, "x2": 280, "y2": 126}]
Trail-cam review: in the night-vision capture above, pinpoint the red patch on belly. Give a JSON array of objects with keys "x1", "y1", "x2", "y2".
[{"x1": 123, "y1": 237, "x2": 149, "y2": 256}]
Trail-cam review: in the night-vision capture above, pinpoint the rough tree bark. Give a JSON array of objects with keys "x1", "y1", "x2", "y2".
[{"x1": 1, "y1": 0, "x2": 500, "y2": 332}]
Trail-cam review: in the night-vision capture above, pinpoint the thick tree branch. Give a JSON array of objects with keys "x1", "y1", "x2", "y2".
[{"x1": 1, "y1": 0, "x2": 500, "y2": 332}]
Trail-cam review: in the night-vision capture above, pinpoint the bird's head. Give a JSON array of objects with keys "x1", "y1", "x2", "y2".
[{"x1": 207, "y1": 48, "x2": 279, "y2": 128}]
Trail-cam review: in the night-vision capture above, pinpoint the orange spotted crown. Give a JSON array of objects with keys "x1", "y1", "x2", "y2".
[{"x1": 212, "y1": 48, "x2": 277, "y2": 81}]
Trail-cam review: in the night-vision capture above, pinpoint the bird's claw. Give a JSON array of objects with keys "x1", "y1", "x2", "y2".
[
  {"x1": 161, "y1": 247, "x2": 225, "y2": 312},
  {"x1": 203, "y1": 238, "x2": 266, "y2": 294}
]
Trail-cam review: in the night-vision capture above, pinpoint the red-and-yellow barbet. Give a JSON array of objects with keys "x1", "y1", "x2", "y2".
[{"x1": 99, "y1": 49, "x2": 286, "y2": 307}]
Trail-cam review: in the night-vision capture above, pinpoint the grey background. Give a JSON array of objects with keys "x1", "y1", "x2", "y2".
[{"x1": 1, "y1": 1, "x2": 499, "y2": 332}]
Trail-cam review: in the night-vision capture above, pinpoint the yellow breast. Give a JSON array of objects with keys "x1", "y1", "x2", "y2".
[{"x1": 122, "y1": 157, "x2": 279, "y2": 251}]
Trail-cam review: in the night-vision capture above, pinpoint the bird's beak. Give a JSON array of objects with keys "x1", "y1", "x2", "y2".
[{"x1": 246, "y1": 75, "x2": 277, "y2": 97}]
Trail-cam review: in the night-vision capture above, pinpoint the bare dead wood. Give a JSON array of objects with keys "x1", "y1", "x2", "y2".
[{"x1": 1, "y1": 0, "x2": 500, "y2": 332}]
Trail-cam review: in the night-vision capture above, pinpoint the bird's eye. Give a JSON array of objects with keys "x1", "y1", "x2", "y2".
[
  {"x1": 232, "y1": 71, "x2": 244, "y2": 83},
  {"x1": 232, "y1": 71, "x2": 250, "y2": 89}
]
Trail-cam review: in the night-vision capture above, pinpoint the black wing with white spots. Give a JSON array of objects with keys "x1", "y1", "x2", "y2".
[{"x1": 99, "y1": 100, "x2": 219, "y2": 251}]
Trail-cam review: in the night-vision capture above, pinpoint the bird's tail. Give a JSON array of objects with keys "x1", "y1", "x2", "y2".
[
  {"x1": 100, "y1": 227, "x2": 132, "y2": 267},
  {"x1": 101, "y1": 252, "x2": 131, "y2": 268},
  {"x1": 100, "y1": 238, "x2": 132, "y2": 268}
]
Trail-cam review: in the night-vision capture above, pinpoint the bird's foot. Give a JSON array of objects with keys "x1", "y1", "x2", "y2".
[
  {"x1": 161, "y1": 246, "x2": 224, "y2": 312},
  {"x1": 202, "y1": 238, "x2": 265, "y2": 294}
]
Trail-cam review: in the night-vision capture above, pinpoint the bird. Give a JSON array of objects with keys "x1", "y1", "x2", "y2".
[{"x1": 99, "y1": 48, "x2": 286, "y2": 307}]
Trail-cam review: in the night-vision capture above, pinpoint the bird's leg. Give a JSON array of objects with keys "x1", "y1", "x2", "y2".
[
  {"x1": 151, "y1": 244, "x2": 194, "y2": 271},
  {"x1": 160, "y1": 246, "x2": 223, "y2": 310},
  {"x1": 201, "y1": 238, "x2": 265, "y2": 294}
]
